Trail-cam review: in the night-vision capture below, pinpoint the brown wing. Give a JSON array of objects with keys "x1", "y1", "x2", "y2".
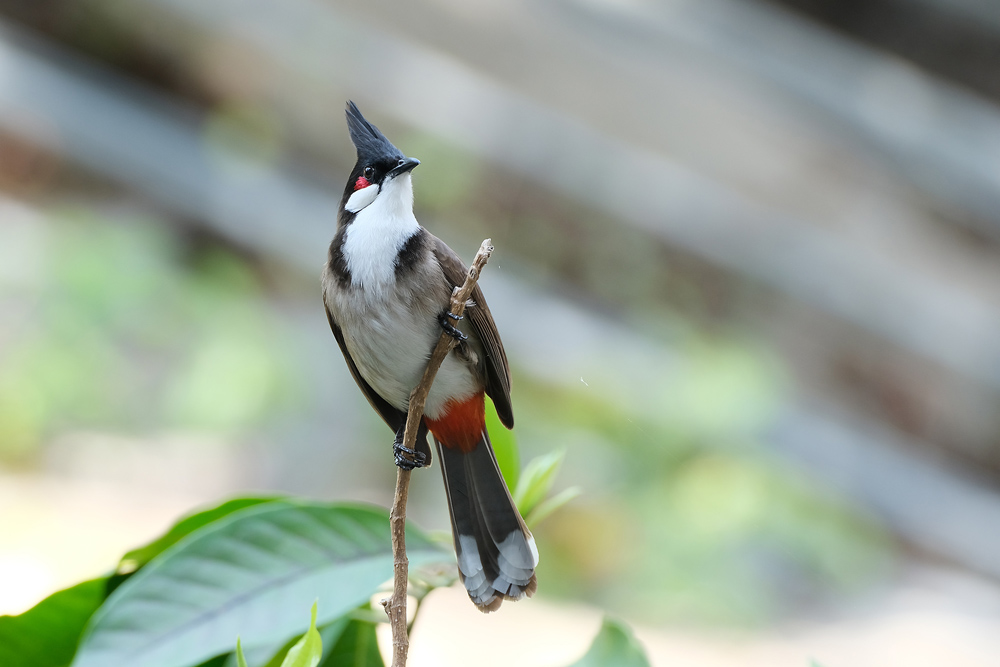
[{"x1": 430, "y1": 235, "x2": 514, "y2": 429}]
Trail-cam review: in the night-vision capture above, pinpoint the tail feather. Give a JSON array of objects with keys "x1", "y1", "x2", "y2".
[{"x1": 436, "y1": 430, "x2": 538, "y2": 612}]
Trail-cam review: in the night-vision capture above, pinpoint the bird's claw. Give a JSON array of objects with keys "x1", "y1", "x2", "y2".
[
  {"x1": 438, "y1": 311, "x2": 467, "y2": 341},
  {"x1": 393, "y1": 441, "x2": 429, "y2": 470}
]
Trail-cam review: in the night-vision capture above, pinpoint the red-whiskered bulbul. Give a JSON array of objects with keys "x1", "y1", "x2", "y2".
[{"x1": 322, "y1": 102, "x2": 537, "y2": 612}]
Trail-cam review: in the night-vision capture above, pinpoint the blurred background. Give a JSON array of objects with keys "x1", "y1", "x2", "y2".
[{"x1": 2, "y1": 0, "x2": 1000, "y2": 664}]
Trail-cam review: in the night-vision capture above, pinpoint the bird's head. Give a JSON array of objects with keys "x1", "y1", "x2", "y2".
[{"x1": 342, "y1": 101, "x2": 420, "y2": 215}]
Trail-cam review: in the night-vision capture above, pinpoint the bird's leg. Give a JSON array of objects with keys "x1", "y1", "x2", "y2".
[
  {"x1": 438, "y1": 310, "x2": 467, "y2": 342},
  {"x1": 393, "y1": 423, "x2": 428, "y2": 470}
]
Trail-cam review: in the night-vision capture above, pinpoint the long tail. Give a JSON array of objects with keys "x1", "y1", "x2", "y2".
[{"x1": 435, "y1": 430, "x2": 538, "y2": 612}]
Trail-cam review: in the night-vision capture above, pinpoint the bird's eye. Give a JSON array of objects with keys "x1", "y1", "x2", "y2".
[
  {"x1": 363, "y1": 166, "x2": 374, "y2": 179},
  {"x1": 397, "y1": 159, "x2": 405, "y2": 167}
]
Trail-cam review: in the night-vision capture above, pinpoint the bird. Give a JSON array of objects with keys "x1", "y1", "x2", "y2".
[{"x1": 321, "y1": 101, "x2": 537, "y2": 612}]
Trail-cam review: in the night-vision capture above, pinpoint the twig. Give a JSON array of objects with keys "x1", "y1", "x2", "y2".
[{"x1": 381, "y1": 239, "x2": 495, "y2": 667}]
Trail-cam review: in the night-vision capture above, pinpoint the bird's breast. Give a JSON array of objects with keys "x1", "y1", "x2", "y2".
[{"x1": 325, "y1": 268, "x2": 480, "y2": 419}]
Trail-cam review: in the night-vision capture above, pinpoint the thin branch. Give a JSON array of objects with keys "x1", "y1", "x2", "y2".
[{"x1": 381, "y1": 238, "x2": 495, "y2": 667}]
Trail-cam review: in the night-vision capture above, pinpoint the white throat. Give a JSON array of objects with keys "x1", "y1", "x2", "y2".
[{"x1": 342, "y1": 173, "x2": 419, "y2": 294}]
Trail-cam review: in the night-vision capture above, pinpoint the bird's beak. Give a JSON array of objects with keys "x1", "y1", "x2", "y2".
[{"x1": 389, "y1": 157, "x2": 420, "y2": 177}]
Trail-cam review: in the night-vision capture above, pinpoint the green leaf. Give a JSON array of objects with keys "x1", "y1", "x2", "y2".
[
  {"x1": 247, "y1": 617, "x2": 346, "y2": 667},
  {"x1": 72, "y1": 502, "x2": 448, "y2": 667},
  {"x1": 280, "y1": 602, "x2": 322, "y2": 667},
  {"x1": 486, "y1": 396, "x2": 519, "y2": 490},
  {"x1": 242, "y1": 609, "x2": 357, "y2": 667},
  {"x1": 513, "y1": 450, "x2": 565, "y2": 518},
  {"x1": 119, "y1": 495, "x2": 283, "y2": 570},
  {"x1": 318, "y1": 616, "x2": 383, "y2": 667},
  {"x1": 108, "y1": 495, "x2": 284, "y2": 596},
  {"x1": 227, "y1": 637, "x2": 285, "y2": 667},
  {"x1": 259, "y1": 635, "x2": 307, "y2": 667},
  {"x1": 526, "y1": 486, "x2": 582, "y2": 528},
  {"x1": 568, "y1": 618, "x2": 650, "y2": 667},
  {"x1": 0, "y1": 578, "x2": 105, "y2": 667},
  {"x1": 235, "y1": 639, "x2": 249, "y2": 667}
]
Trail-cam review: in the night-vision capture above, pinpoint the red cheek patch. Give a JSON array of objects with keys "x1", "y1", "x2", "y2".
[{"x1": 354, "y1": 176, "x2": 371, "y2": 191}]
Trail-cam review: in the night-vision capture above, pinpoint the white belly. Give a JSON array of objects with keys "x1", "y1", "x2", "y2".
[{"x1": 336, "y1": 291, "x2": 479, "y2": 420}]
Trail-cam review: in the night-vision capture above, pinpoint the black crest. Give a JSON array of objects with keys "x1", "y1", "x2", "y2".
[{"x1": 345, "y1": 101, "x2": 403, "y2": 163}]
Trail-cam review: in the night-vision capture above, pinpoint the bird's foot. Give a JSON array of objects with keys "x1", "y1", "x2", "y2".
[
  {"x1": 393, "y1": 438, "x2": 429, "y2": 471},
  {"x1": 438, "y1": 311, "x2": 467, "y2": 341}
]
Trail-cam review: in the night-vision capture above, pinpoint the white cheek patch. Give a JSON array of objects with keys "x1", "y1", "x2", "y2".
[
  {"x1": 341, "y1": 173, "x2": 420, "y2": 294},
  {"x1": 345, "y1": 184, "x2": 379, "y2": 212}
]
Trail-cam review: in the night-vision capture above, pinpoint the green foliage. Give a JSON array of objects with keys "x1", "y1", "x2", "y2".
[
  {"x1": 0, "y1": 212, "x2": 302, "y2": 460},
  {"x1": 518, "y1": 373, "x2": 890, "y2": 625},
  {"x1": 318, "y1": 615, "x2": 384, "y2": 667},
  {"x1": 72, "y1": 501, "x2": 448, "y2": 667},
  {"x1": 278, "y1": 602, "x2": 323, "y2": 667},
  {"x1": 0, "y1": 506, "x2": 398, "y2": 667},
  {"x1": 235, "y1": 640, "x2": 249, "y2": 667},
  {"x1": 489, "y1": 397, "x2": 577, "y2": 528},
  {"x1": 0, "y1": 579, "x2": 105, "y2": 667},
  {"x1": 118, "y1": 495, "x2": 283, "y2": 571},
  {"x1": 250, "y1": 609, "x2": 383, "y2": 667},
  {"x1": 524, "y1": 486, "x2": 583, "y2": 528},
  {"x1": 567, "y1": 617, "x2": 650, "y2": 667},
  {"x1": 486, "y1": 396, "x2": 519, "y2": 490},
  {"x1": 257, "y1": 635, "x2": 303, "y2": 667},
  {"x1": 514, "y1": 449, "x2": 566, "y2": 519},
  {"x1": 0, "y1": 448, "x2": 574, "y2": 667},
  {"x1": 240, "y1": 604, "x2": 384, "y2": 667}
]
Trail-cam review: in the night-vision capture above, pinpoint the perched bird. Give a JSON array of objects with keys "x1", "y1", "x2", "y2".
[{"x1": 322, "y1": 101, "x2": 537, "y2": 611}]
